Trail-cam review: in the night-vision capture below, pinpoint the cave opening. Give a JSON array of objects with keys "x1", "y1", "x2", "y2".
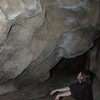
[
  {"x1": 55, "y1": 52, "x2": 88, "y2": 72},
  {"x1": 48, "y1": 52, "x2": 89, "y2": 89}
]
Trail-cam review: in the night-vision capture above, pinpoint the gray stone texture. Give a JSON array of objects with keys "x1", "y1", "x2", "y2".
[{"x1": 0, "y1": 0, "x2": 100, "y2": 100}]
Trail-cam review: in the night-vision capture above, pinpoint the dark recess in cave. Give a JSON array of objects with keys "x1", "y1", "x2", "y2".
[
  {"x1": 47, "y1": 52, "x2": 89, "y2": 92},
  {"x1": 52, "y1": 52, "x2": 88, "y2": 73},
  {"x1": 48, "y1": 53, "x2": 89, "y2": 91}
]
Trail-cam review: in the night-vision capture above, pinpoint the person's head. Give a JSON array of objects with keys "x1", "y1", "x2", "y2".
[{"x1": 77, "y1": 70, "x2": 94, "y2": 85}]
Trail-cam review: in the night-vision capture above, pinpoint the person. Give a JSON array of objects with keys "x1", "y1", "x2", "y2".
[{"x1": 50, "y1": 70, "x2": 94, "y2": 100}]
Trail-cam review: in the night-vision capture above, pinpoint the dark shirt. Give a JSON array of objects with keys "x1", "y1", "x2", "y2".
[{"x1": 69, "y1": 82, "x2": 93, "y2": 100}]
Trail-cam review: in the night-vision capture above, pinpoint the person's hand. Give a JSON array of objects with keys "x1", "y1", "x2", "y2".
[
  {"x1": 50, "y1": 89, "x2": 57, "y2": 95},
  {"x1": 55, "y1": 95, "x2": 60, "y2": 100}
]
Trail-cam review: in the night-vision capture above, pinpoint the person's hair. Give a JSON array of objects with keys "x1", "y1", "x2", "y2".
[{"x1": 81, "y1": 70, "x2": 95, "y2": 85}]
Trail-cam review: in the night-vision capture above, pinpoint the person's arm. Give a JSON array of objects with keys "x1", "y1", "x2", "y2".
[
  {"x1": 50, "y1": 87, "x2": 70, "y2": 95},
  {"x1": 55, "y1": 91, "x2": 71, "y2": 100}
]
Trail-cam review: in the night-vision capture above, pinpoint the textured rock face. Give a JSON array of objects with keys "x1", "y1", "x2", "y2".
[
  {"x1": 0, "y1": 0, "x2": 45, "y2": 83},
  {"x1": 0, "y1": 0, "x2": 100, "y2": 97}
]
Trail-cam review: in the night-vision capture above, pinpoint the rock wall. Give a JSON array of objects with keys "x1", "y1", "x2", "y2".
[
  {"x1": 0, "y1": 0, "x2": 100, "y2": 99},
  {"x1": 89, "y1": 39, "x2": 100, "y2": 100}
]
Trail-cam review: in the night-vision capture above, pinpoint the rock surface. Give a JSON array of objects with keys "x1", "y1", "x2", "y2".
[{"x1": 0, "y1": 0, "x2": 100, "y2": 100}]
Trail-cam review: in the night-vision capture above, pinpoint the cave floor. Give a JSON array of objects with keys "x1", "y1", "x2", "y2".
[{"x1": 0, "y1": 68, "x2": 77, "y2": 100}]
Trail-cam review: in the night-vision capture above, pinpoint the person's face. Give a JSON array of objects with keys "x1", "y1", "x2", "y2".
[{"x1": 77, "y1": 72, "x2": 84, "y2": 82}]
